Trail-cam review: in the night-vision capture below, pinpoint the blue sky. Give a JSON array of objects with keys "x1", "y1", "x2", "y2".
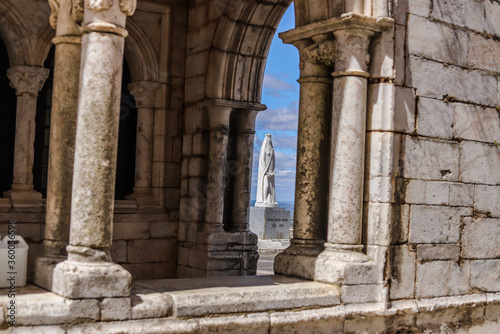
[{"x1": 251, "y1": 5, "x2": 299, "y2": 203}]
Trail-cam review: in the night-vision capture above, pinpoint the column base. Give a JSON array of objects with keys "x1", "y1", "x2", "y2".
[
  {"x1": 28, "y1": 255, "x2": 65, "y2": 290},
  {"x1": 4, "y1": 185, "x2": 43, "y2": 211},
  {"x1": 275, "y1": 243, "x2": 379, "y2": 285},
  {"x1": 177, "y1": 230, "x2": 259, "y2": 277},
  {"x1": 52, "y1": 260, "x2": 131, "y2": 298}
]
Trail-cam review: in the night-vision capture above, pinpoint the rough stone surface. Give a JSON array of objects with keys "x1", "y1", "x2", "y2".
[
  {"x1": 416, "y1": 244, "x2": 460, "y2": 261},
  {"x1": 462, "y1": 218, "x2": 500, "y2": 259},
  {"x1": 389, "y1": 245, "x2": 416, "y2": 300},
  {"x1": 249, "y1": 207, "x2": 290, "y2": 240},
  {"x1": 475, "y1": 185, "x2": 500, "y2": 218},
  {"x1": 409, "y1": 206, "x2": 471, "y2": 244},
  {"x1": 405, "y1": 180, "x2": 449, "y2": 205},
  {"x1": 100, "y1": 298, "x2": 132, "y2": 321},
  {"x1": 454, "y1": 103, "x2": 500, "y2": 142},
  {"x1": 460, "y1": 141, "x2": 500, "y2": 185},
  {"x1": 417, "y1": 98, "x2": 453, "y2": 139},
  {"x1": 470, "y1": 260, "x2": 500, "y2": 292},
  {"x1": 416, "y1": 261, "x2": 470, "y2": 298},
  {"x1": 403, "y1": 137, "x2": 459, "y2": 181}
]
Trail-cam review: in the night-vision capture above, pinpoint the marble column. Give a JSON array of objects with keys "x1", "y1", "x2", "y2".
[
  {"x1": 127, "y1": 81, "x2": 160, "y2": 206},
  {"x1": 30, "y1": 0, "x2": 83, "y2": 290},
  {"x1": 53, "y1": 0, "x2": 136, "y2": 299},
  {"x1": 203, "y1": 105, "x2": 233, "y2": 233},
  {"x1": 325, "y1": 29, "x2": 374, "y2": 257},
  {"x1": 231, "y1": 109, "x2": 260, "y2": 232},
  {"x1": 4, "y1": 66, "x2": 49, "y2": 205}
]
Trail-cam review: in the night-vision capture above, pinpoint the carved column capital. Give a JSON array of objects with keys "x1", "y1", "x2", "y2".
[
  {"x1": 296, "y1": 34, "x2": 337, "y2": 69},
  {"x1": 49, "y1": 0, "x2": 84, "y2": 32},
  {"x1": 332, "y1": 29, "x2": 375, "y2": 76},
  {"x1": 128, "y1": 81, "x2": 160, "y2": 108},
  {"x1": 85, "y1": 0, "x2": 136, "y2": 15},
  {"x1": 7, "y1": 66, "x2": 50, "y2": 97}
]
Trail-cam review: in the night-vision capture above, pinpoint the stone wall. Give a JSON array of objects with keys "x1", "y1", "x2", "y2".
[{"x1": 387, "y1": 0, "x2": 500, "y2": 301}]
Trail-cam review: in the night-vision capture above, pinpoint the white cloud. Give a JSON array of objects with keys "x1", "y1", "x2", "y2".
[
  {"x1": 256, "y1": 101, "x2": 299, "y2": 131},
  {"x1": 263, "y1": 73, "x2": 295, "y2": 91}
]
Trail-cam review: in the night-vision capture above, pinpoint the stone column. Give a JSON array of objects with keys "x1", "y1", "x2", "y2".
[
  {"x1": 30, "y1": 0, "x2": 83, "y2": 290},
  {"x1": 325, "y1": 29, "x2": 375, "y2": 259},
  {"x1": 231, "y1": 109, "x2": 260, "y2": 232},
  {"x1": 274, "y1": 35, "x2": 334, "y2": 275},
  {"x1": 203, "y1": 105, "x2": 233, "y2": 233},
  {"x1": 4, "y1": 66, "x2": 49, "y2": 206},
  {"x1": 53, "y1": 0, "x2": 136, "y2": 299},
  {"x1": 127, "y1": 81, "x2": 160, "y2": 206}
]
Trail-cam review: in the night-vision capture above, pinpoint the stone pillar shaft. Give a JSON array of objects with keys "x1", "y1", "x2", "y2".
[
  {"x1": 128, "y1": 81, "x2": 159, "y2": 197},
  {"x1": 289, "y1": 39, "x2": 332, "y2": 255},
  {"x1": 326, "y1": 29, "x2": 374, "y2": 252},
  {"x1": 44, "y1": 36, "x2": 82, "y2": 257},
  {"x1": 204, "y1": 106, "x2": 232, "y2": 233},
  {"x1": 53, "y1": 0, "x2": 135, "y2": 299},
  {"x1": 5, "y1": 66, "x2": 49, "y2": 198},
  {"x1": 231, "y1": 110, "x2": 259, "y2": 232}
]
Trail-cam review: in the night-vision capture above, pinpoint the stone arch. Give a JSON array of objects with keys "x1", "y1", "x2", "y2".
[
  {"x1": 205, "y1": 0, "x2": 292, "y2": 103},
  {"x1": 0, "y1": 1, "x2": 31, "y2": 66},
  {"x1": 31, "y1": 25, "x2": 56, "y2": 67},
  {"x1": 124, "y1": 18, "x2": 160, "y2": 82}
]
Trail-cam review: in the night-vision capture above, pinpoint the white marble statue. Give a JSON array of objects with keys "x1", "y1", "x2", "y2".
[{"x1": 256, "y1": 134, "x2": 278, "y2": 207}]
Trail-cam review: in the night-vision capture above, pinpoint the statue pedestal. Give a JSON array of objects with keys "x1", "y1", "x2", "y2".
[{"x1": 249, "y1": 206, "x2": 290, "y2": 240}]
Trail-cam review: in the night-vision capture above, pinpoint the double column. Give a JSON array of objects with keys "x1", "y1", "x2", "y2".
[
  {"x1": 31, "y1": 0, "x2": 83, "y2": 289},
  {"x1": 4, "y1": 66, "x2": 49, "y2": 206},
  {"x1": 275, "y1": 15, "x2": 391, "y2": 281},
  {"x1": 53, "y1": 0, "x2": 136, "y2": 298},
  {"x1": 127, "y1": 81, "x2": 160, "y2": 206}
]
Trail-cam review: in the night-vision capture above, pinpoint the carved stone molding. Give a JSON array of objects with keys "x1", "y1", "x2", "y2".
[
  {"x1": 7, "y1": 66, "x2": 50, "y2": 97},
  {"x1": 128, "y1": 81, "x2": 160, "y2": 108},
  {"x1": 49, "y1": 0, "x2": 84, "y2": 30},
  {"x1": 85, "y1": 0, "x2": 136, "y2": 15},
  {"x1": 333, "y1": 29, "x2": 374, "y2": 74},
  {"x1": 298, "y1": 34, "x2": 337, "y2": 68}
]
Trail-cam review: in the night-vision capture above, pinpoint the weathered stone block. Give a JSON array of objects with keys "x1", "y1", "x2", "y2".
[
  {"x1": 128, "y1": 239, "x2": 176, "y2": 263},
  {"x1": 394, "y1": 0, "x2": 431, "y2": 25},
  {"x1": 389, "y1": 245, "x2": 416, "y2": 299},
  {"x1": 417, "y1": 98, "x2": 453, "y2": 139},
  {"x1": 416, "y1": 261, "x2": 470, "y2": 298},
  {"x1": 100, "y1": 298, "x2": 131, "y2": 321},
  {"x1": 406, "y1": 56, "x2": 444, "y2": 99},
  {"x1": 417, "y1": 244, "x2": 460, "y2": 261},
  {"x1": 461, "y1": 141, "x2": 500, "y2": 185},
  {"x1": 405, "y1": 180, "x2": 449, "y2": 205},
  {"x1": 53, "y1": 261, "x2": 131, "y2": 299},
  {"x1": 394, "y1": 86, "x2": 416, "y2": 132},
  {"x1": 443, "y1": 66, "x2": 498, "y2": 107},
  {"x1": 454, "y1": 104, "x2": 500, "y2": 143},
  {"x1": 431, "y1": 0, "x2": 484, "y2": 31},
  {"x1": 368, "y1": 83, "x2": 396, "y2": 131},
  {"x1": 341, "y1": 284, "x2": 384, "y2": 304},
  {"x1": 110, "y1": 240, "x2": 127, "y2": 263},
  {"x1": 364, "y1": 203, "x2": 392, "y2": 246},
  {"x1": 113, "y1": 221, "x2": 149, "y2": 240},
  {"x1": 485, "y1": 0, "x2": 500, "y2": 37},
  {"x1": 470, "y1": 260, "x2": 500, "y2": 292},
  {"x1": 199, "y1": 313, "x2": 269, "y2": 334},
  {"x1": 409, "y1": 206, "x2": 471, "y2": 243},
  {"x1": 475, "y1": 185, "x2": 500, "y2": 217},
  {"x1": 467, "y1": 34, "x2": 500, "y2": 73},
  {"x1": 462, "y1": 218, "x2": 500, "y2": 259},
  {"x1": 403, "y1": 137, "x2": 459, "y2": 181},
  {"x1": 150, "y1": 221, "x2": 178, "y2": 238},
  {"x1": 370, "y1": 26, "x2": 395, "y2": 78},
  {"x1": 270, "y1": 307, "x2": 344, "y2": 334},
  {"x1": 407, "y1": 15, "x2": 468, "y2": 66},
  {"x1": 366, "y1": 176, "x2": 395, "y2": 203},
  {"x1": 449, "y1": 183, "x2": 474, "y2": 206}
]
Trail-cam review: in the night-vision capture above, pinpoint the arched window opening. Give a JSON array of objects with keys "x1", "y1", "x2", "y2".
[
  {"x1": 250, "y1": 5, "x2": 299, "y2": 275},
  {"x1": 0, "y1": 37, "x2": 16, "y2": 196}
]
